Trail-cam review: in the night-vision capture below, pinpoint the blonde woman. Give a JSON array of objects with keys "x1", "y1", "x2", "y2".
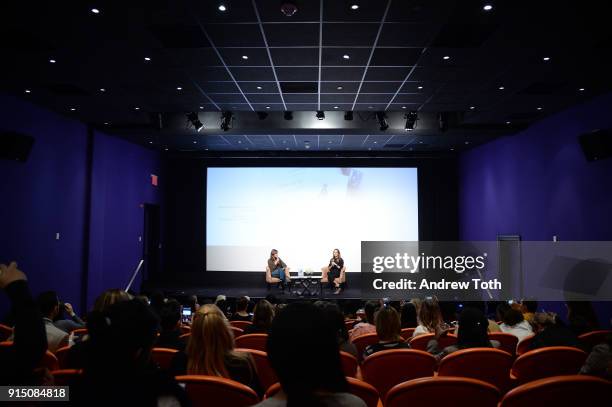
[
  {"x1": 171, "y1": 304, "x2": 261, "y2": 395},
  {"x1": 412, "y1": 298, "x2": 446, "y2": 337}
]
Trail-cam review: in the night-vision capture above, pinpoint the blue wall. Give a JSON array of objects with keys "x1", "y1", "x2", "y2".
[
  {"x1": 0, "y1": 93, "x2": 162, "y2": 316},
  {"x1": 459, "y1": 92, "x2": 612, "y2": 327}
]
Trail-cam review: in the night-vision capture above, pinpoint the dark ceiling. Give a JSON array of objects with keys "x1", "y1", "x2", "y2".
[{"x1": 1, "y1": 0, "x2": 611, "y2": 153}]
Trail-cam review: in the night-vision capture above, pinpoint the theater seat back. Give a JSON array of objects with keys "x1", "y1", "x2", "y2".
[
  {"x1": 176, "y1": 375, "x2": 259, "y2": 407},
  {"x1": 385, "y1": 377, "x2": 500, "y2": 407},
  {"x1": 438, "y1": 347, "x2": 513, "y2": 391},
  {"x1": 511, "y1": 346, "x2": 587, "y2": 384}
]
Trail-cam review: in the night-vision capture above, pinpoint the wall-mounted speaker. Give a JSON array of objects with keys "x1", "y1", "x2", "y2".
[
  {"x1": 579, "y1": 129, "x2": 612, "y2": 162},
  {"x1": 0, "y1": 131, "x2": 35, "y2": 162}
]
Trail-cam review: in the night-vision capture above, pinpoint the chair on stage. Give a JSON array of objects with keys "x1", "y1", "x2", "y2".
[
  {"x1": 321, "y1": 265, "x2": 347, "y2": 289},
  {"x1": 175, "y1": 375, "x2": 260, "y2": 407},
  {"x1": 385, "y1": 377, "x2": 500, "y2": 407},
  {"x1": 265, "y1": 266, "x2": 291, "y2": 290},
  {"x1": 500, "y1": 375, "x2": 612, "y2": 407}
]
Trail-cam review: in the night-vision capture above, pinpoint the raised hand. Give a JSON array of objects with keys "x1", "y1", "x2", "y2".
[{"x1": 0, "y1": 261, "x2": 27, "y2": 289}]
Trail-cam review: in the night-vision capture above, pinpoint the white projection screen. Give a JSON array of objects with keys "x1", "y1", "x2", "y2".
[{"x1": 206, "y1": 167, "x2": 418, "y2": 272}]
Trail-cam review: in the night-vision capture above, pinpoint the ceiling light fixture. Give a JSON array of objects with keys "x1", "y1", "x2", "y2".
[
  {"x1": 256, "y1": 86, "x2": 263, "y2": 90},
  {"x1": 443, "y1": 55, "x2": 450, "y2": 60},
  {"x1": 470, "y1": 106, "x2": 475, "y2": 110},
  {"x1": 483, "y1": 4, "x2": 493, "y2": 11},
  {"x1": 91, "y1": 8, "x2": 100, "y2": 14},
  {"x1": 543, "y1": 56, "x2": 550, "y2": 61},
  {"x1": 187, "y1": 112, "x2": 204, "y2": 132},
  {"x1": 280, "y1": 2, "x2": 298, "y2": 17},
  {"x1": 417, "y1": 86, "x2": 423, "y2": 90},
  {"x1": 221, "y1": 111, "x2": 233, "y2": 131},
  {"x1": 242, "y1": 55, "x2": 249, "y2": 60},
  {"x1": 537, "y1": 106, "x2": 543, "y2": 110},
  {"x1": 199, "y1": 106, "x2": 204, "y2": 109},
  {"x1": 333, "y1": 106, "x2": 339, "y2": 109},
  {"x1": 49, "y1": 59, "x2": 56, "y2": 64},
  {"x1": 69, "y1": 107, "x2": 76, "y2": 111},
  {"x1": 351, "y1": 4, "x2": 359, "y2": 10},
  {"x1": 316, "y1": 111, "x2": 325, "y2": 120},
  {"x1": 376, "y1": 112, "x2": 389, "y2": 131},
  {"x1": 144, "y1": 57, "x2": 151, "y2": 61},
  {"x1": 337, "y1": 86, "x2": 343, "y2": 90},
  {"x1": 99, "y1": 88, "x2": 106, "y2": 92},
  {"x1": 579, "y1": 87, "x2": 585, "y2": 91},
  {"x1": 134, "y1": 107, "x2": 140, "y2": 110},
  {"x1": 24, "y1": 89, "x2": 31, "y2": 93},
  {"x1": 506, "y1": 121, "x2": 511, "y2": 124},
  {"x1": 218, "y1": 4, "x2": 227, "y2": 12},
  {"x1": 401, "y1": 106, "x2": 407, "y2": 109},
  {"x1": 176, "y1": 86, "x2": 182, "y2": 90},
  {"x1": 343, "y1": 54, "x2": 350, "y2": 60},
  {"x1": 498, "y1": 86, "x2": 505, "y2": 90},
  {"x1": 344, "y1": 111, "x2": 353, "y2": 121},
  {"x1": 405, "y1": 111, "x2": 418, "y2": 131}
]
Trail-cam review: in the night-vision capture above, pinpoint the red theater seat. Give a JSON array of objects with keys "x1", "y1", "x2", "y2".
[
  {"x1": 180, "y1": 325, "x2": 191, "y2": 335},
  {"x1": 175, "y1": 375, "x2": 259, "y2": 407},
  {"x1": 151, "y1": 347, "x2": 179, "y2": 370},
  {"x1": 235, "y1": 348, "x2": 278, "y2": 392},
  {"x1": 1, "y1": 342, "x2": 59, "y2": 371},
  {"x1": 265, "y1": 378, "x2": 382, "y2": 407},
  {"x1": 438, "y1": 348, "x2": 513, "y2": 392},
  {"x1": 351, "y1": 333, "x2": 378, "y2": 362},
  {"x1": 488, "y1": 332, "x2": 519, "y2": 356},
  {"x1": 230, "y1": 320, "x2": 253, "y2": 330},
  {"x1": 511, "y1": 346, "x2": 587, "y2": 384},
  {"x1": 51, "y1": 369, "x2": 82, "y2": 386},
  {"x1": 230, "y1": 326, "x2": 244, "y2": 339},
  {"x1": 385, "y1": 377, "x2": 500, "y2": 407},
  {"x1": 409, "y1": 333, "x2": 457, "y2": 351},
  {"x1": 500, "y1": 375, "x2": 612, "y2": 407},
  {"x1": 578, "y1": 330, "x2": 612, "y2": 351},
  {"x1": 361, "y1": 349, "x2": 436, "y2": 398},
  {"x1": 400, "y1": 328, "x2": 415, "y2": 341},
  {"x1": 235, "y1": 333, "x2": 268, "y2": 352},
  {"x1": 516, "y1": 335, "x2": 535, "y2": 355},
  {"x1": 55, "y1": 345, "x2": 71, "y2": 369},
  {"x1": 0, "y1": 324, "x2": 13, "y2": 342},
  {"x1": 340, "y1": 351, "x2": 358, "y2": 378}
]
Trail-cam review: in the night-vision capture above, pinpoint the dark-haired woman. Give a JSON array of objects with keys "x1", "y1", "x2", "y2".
[{"x1": 326, "y1": 249, "x2": 344, "y2": 295}]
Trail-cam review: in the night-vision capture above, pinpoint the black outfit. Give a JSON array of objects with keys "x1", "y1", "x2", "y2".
[
  {"x1": 0, "y1": 280, "x2": 48, "y2": 385},
  {"x1": 170, "y1": 351, "x2": 263, "y2": 397},
  {"x1": 155, "y1": 329, "x2": 187, "y2": 352},
  {"x1": 328, "y1": 257, "x2": 344, "y2": 289},
  {"x1": 230, "y1": 313, "x2": 252, "y2": 322},
  {"x1": 363, "y1": 340, "x2": 409, "y2": 359},
  {"x1": 530, "y1": 323, "x2": 582, "y2": 351},
  {"x1": 243, "y1": 324, "x2": 269, "y2": 335}
]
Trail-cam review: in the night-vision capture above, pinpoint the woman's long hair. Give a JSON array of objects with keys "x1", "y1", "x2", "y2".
[
  {"x1": 252, "y1": 300, "x2": 275, "y2": 330},
  {"x1": 268, "y1": 302, "x2": 347, "y2": 407},
  {"x1": 187, "y1": 304, "x2": 236, "y2": 377},
  {"x1": 417, "y1": 298, "x2": 444, "y2": 334},
  {"x1": 332, "y1": 248, "x2": 341, "y2": 260},
  {"x1": 269, "y1": 249, "x2": 278, "y2": 261},
  {"x1": 456, "y1": 307, "x2": 491, "y2": 349}
]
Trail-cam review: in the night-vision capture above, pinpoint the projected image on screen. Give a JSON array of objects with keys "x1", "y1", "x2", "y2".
[{"x1": 206, "y1": 167, "x2": 418, "y2": 272}]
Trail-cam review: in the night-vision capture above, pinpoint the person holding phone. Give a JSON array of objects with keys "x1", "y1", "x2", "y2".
[{"x1": 327, "y1": 248, "x2": 344, "y2": 295}]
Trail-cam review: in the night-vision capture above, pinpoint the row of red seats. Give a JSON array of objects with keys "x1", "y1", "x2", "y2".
[{"x1": 48, "y1": 369, "x2": 611, "y2": 407}]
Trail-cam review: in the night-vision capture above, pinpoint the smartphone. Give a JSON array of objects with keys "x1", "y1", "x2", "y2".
[{"x1": 182, "y1": 306, "x2": 192, "y2": 323}]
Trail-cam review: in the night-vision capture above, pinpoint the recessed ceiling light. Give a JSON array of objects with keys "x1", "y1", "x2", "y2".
[
  {"x1": 543, "y1": 56, "x2": 551, "y2": 61},
  {"x1": 351, "y1": 4, "x2": 359, "y2": 10},
  {"x1": 176, "y1": 86, "x2": 182, "y2": 90},
  {"x1": 401, "y1": 106, "x2": 407, "y2": 109},
  {"x1": 99, "y1": 88, "x2": 106, "y2": 92},
  {"x1": 149, "y1": 141, "x2": 153, "y2": 144},
  {"x1": 368, "y1": 148, "x2": 372, "y2": 151},
  {"x1": 91, "y1": 8, "x2": 100, "y2": 14},
  {"x1": 327, "y1": 147, "x2": 331, "y2": 150},
  {"x1": 328, "y1": 141, "x2": 332, "y2": 144},
  {"x1": 218, "y1": 4, "x2": 227, "y2": 12},
  {"x1": 333, "y1": 106, "x2": 339, "y2": 109},
  {"x1": 199, "y1": 106, "x2": 204, "y2": 109},
  {"x1": 134, "y1": 107, "x2": 140, "y2": 110},
  {"x1": 193, "y1": 141, "x2": 197, "y2": 144},
  {"x1": 465, "y1": 141, "x2": 470, "y2": 145},
  {"x1": 69, "y1": 107, "x2": 76, "y2": 111},
  {"x1": 443, "y1": 55, "x2": 450, "y2": 60},
  {"x1": 343, "y1": 54, "x2": 350, "y2": 60},
  {"x1": 144, "y1": 57, "x2": 151, "y2": 61},
  {"x1": 242, "y1": 55, "x2": 249, "y2": 60},
  {"x1": 336, "y1": 86, "x2": 343, "y2": 90},
  {"x1": 417, "y1": 86, "x2": 423, "y2": 90},
  {"x1": 470, "y1": 106, "x2": 475, "y2": 110},
  {"x1": 373, "y1": 141, "x2": 377, "y2": 144},
  {"x1": 24, "y1": 89, "x2": 31, "y2": 93},
  {"x1": 498, "y1": 86, "x2": 505, "y2": 90},
  {"x1": 49, "y1": 59, "x2": 56, "y2": 64},
  {"x1": 256, "y1": 86, "x2": 262, "y2": 90},
  {"x1": 165, "y1": 147, "x2": 168, "y2": 151},
  {"x1": 305, "y1": 145, "x2": 310, "y2": 149},
  {"x1": 368, "y1": 106, "x2": 373, "y2": 109},
  {"x1": 483, "y1": 4, "x2": 493, "y2": 11},
  {"x1": 579, "y1": 88, "x2": 585, "y2": 92},
  {"x1": 104, "y1": 122, "x2": 109, "y2": 125},
  {"x1": 506, "y1": 121, "x2": 511, "y2": 124},
  {"x1": 238, "y1": 140, "x2": 242, "y2": 144},
  {"x1": 537, "y1": 107, "x2": 543, "y2": 110},
  {"x1": 450, "y1": 147, "x2": 455, "y2": 151},
  {"x1": 205, "y1": 148, "x2": 209, "y2": 150},
  {"x1": 286, "y1": 147, "x2": 290, "y2": 150},
  {"x1": 265, "y1": 106, "x2": 270, "y2": 109}
]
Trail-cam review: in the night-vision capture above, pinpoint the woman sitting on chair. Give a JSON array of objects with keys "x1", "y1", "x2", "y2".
[
  {"x1": 326, "y1": 248, "x2": 344, "y2": 295},
  {"x1": 267, "y1": 249, "x2": 290, "y2": 289}
]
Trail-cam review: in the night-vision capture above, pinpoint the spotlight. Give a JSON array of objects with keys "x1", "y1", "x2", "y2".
[
  {"x1": 220, "y1": 111, "x2": 233, "y2": 131},
  {"x1": 376, "y1": 112, "x2": 389, "y2": 131},
  {"x1": 257, "y1": 111, "x2": 269, "y2": 120},
  {"x1": 405, "y1": 111, "x2": 418, "y2": 131},
  {"x1": 284, "y1": 111, "x2": 293, "y2": 120},
  {"x1": 344, "y1": 111, "x2": 353, "y2": 121},
  {"x1": 316, "y1": 111, "x2": 325, "y2": 120},
  {"x1": 186, "y1": 112, "x2": 204, "y2": 132}
]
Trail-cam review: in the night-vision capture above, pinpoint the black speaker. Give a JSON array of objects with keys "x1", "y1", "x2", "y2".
[
  {"x1": 0, "y1": 132, "x2": 34, "y2": 162},
  {"x1": 579, "y1": 129, "x2": 612, "y2": 162}
]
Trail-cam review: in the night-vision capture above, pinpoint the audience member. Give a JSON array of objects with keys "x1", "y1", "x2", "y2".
[
  {"x1": 243, "y1": 299, "x2": 275, "y2": 334},
  {"x1": 529, "y1": 312, "x2": 581, "y2": 350},
  {"x1": 520, "y1": 299, "x2": 538, "y2": 325},
  {"x1": 92, "y1": 288, "x2": 132, "y2": 313},
  {"x1": 35, "y1": 291, "x2": 69, "y2": 352},
  {"x1": 580, "y1": 333, "x2": 612, "y2": 380},
  {"x1": 363, "y1": 306, "x2": 409, "y2": 359},
  {"x1": 349, "y1": 300, "x2": 379, "y2": 341},
  {"x1": 0, "y1": 262, "x2": 47, "y2": 385},
  {"x1": 427, "y1": 307, "x2": 500, "y2": 362},
  {"x1": 254, "y1": 302, "x2": 366, "y2": 407},
  {"x1": 231, "y1": 296, "x2": 252, "y2": 322},
  {"x1": 400, "y1": 302, "x2": 417, "y2": 329},
  {"x1": 566, "y1": 301, "x2": 600, "y2": 336},
  {"x1": 171, "y1": 303, "x2": 261, "y2": 395},
  {"x1": 186, "y1": 294, "x2": 200, "y2": 313},
  {"x1": 314, "y1": 301, "x2": 358, "y2": 358},
  {"x1": 149, "y1": 290, "x2": 166, "y2": 317},
  {"x1": 498, "y1": 304, "x2": 533, "y2": 342},
  {"x1": 53, "y1": 301, "x2": 86, "y2": 333},
  {"x1": 72, "y1": 299, "x2": 188, "y2": 406},
  {"x1": 413, "y1": 298, "x2": 445, "y2": 337},
  {"x1": 154, "y1": 299, "x2": 187, "y2": 351}
]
